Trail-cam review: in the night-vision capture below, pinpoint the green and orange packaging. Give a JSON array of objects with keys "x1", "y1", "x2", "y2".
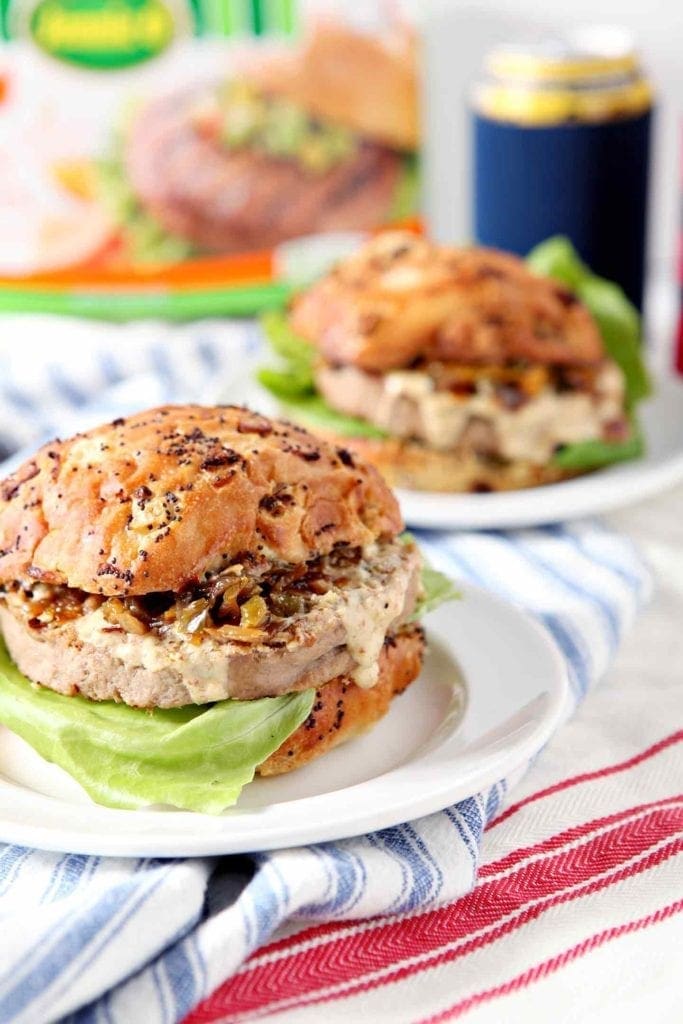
[{"x1": 0, "y1": 0, "x2": 420, "y2": 318}]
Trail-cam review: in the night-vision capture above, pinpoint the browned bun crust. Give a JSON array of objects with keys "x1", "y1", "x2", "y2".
[
  {"x1": 291, "y1": 232, "x2": 605, "y2": 373},
  {"x1": 311, "y1": 431, "x2": 578, "y2": 493},
  {"x1": 0, "y1": 405, "x2": 401, "y2": 595},
  {"x1": 258, "y1": 623, "x2": 424, "y2": 776},
  {"x1": 248, "y1": 20, "x2": 419, "y2": 151}
]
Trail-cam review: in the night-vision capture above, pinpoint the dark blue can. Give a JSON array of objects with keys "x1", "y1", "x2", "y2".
[{"x1": 472, "y1": 31, "x2": 653, "y2": 309}]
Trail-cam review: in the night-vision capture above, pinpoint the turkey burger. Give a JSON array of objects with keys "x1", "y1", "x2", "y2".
[{"x1": 0, "y1": 406, "x2": 455, "y2": 813}]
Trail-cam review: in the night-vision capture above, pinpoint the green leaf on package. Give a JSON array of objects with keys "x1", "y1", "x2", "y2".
[
  {"x1": 97, "y1": 142, "x2": 195, "y2": 265},
  {"x1": 0, "y1": 640, "x2": 314, "y2": 815},
  {"x1": 527, "y1": 236, "x2": 651, "y2": 471},
  {"x1": 388, "y1": 154, "x2": 420, "y2": 223}
]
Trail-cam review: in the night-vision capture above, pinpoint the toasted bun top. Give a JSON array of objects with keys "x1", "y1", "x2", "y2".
[
  {"x1": 0, "y1": 406, "x2": 401, "y2": 596},
  {"x1": 291, "y1": 231, "x2": 606, "y2": 373},
  {"x1": 248, "y1": 21, "x2": 419, "y2": 151}
]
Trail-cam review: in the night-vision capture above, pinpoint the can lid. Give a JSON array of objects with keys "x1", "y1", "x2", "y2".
[
  {"x1": 476, "y1": 25, "x2": 652, "y2": 124},
  {"x1": 486, "y1": 26, "x2": 639, "y2": 85}
]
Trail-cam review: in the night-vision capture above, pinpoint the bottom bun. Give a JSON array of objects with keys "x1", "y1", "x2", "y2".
[
  {"x1": 315, "y1": 433, "x2": 578, "y2": 493},
  {"x1": 258, "y1": 623, "x2": 425, "y2": 777}
]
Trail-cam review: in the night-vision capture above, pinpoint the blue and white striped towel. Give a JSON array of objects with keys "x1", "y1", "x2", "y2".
[{"x1": 0, "y1": 319, "x2": 651, "y2": 1024}]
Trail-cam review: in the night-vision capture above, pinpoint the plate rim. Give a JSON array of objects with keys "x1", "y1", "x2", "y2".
[
  {"x1": 398, "y1": 450, "x2": 683, "y2": 531},
  {"x1": 0, "y1": 584, "x2": 570, "y2": 858},
  {"x1": 398, "y1": 375, "x2": 683, "y2": 530}
]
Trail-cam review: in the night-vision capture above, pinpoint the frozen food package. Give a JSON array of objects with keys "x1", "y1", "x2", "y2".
[{"x1": 0, "y1": 0, "x2": 420, "y2": 318}]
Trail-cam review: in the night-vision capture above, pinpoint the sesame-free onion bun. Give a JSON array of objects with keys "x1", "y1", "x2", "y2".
[{"x1": 0, "y1": 405, "x2": 433, "y2": 787}]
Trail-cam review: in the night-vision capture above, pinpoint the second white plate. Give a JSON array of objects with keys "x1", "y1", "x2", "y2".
[{"x1": 0, "y1": 584, "x2": 569, "y2": 857}]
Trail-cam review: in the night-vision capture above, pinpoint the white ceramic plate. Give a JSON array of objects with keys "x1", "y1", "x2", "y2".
[
  {"x1": 397, "y1": 376, "x2": 683, "y2": 531},
  {"x1": 0, "y1": 584, "x2": 568, "y2": 858}
]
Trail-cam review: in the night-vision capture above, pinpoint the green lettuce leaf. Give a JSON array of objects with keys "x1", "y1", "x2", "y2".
[
  {"x1": 578, "y1": 277, "x2": 651, "y2": 407},
  {"x1": 0, "y1": 554, "x2": 455, "y2": 813},
  {"x1": 278, "y1": 395, "x2": 390, "y2": 439},
  {"x1": 258, "y1": 366, "x2": 316, "y2": 401},
  {"x1": 552, "y1": 423, "x2": 645, "y2": 471},
  {"x1": 0, "y1": 640, "x2": 314, "y2": 814},
  {"x1": 526, "y1": 236, "x2": 651, "y2": 409},
  {"x1": 403, "y1": 534, "x2": 461, "y2": 619},
  {"x1": 258, "y1": 310, "x2": 389, "y2": 439},
  {"x1": 527, "y1": 236, "x2": 650, "y2": 471},
  {"x1": 259, "y1": 309, "x2": 316, "y2": 370},
  {"x1": 412, "y1": 564, "x2": 461, "y2": 620}
]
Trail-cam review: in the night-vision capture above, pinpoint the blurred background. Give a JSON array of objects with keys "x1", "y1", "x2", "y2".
[
  {"x1": 0, "y1": 0, "x2": 679, "y2": 372},
  {"x1": 420, "y1": 0, "x2": 681, "y2": 342}
]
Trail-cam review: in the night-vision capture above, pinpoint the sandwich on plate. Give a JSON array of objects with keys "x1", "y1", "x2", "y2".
[
  {"x1": 259, "y1": 232, "x2": 650, "y2": 492},
  {"x1": 0, "y1": 405, "x2": 457, "y2": 814},
  {"x1": 100, "y1": 22, "x2": 418, "y2": 263}
]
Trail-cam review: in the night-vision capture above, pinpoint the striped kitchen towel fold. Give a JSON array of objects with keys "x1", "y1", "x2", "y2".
[
  {"x1": 0, "y1": 316, "x2": 263, "y2": 457},
  {"x1": 0, "y1": 318, "x2": 656, "y2": 1024}
]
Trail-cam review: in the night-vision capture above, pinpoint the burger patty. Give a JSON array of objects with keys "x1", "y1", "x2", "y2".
[
  {"x1": 314, "y1": 359, "x2": 628, "y2": 465},
  {"x1": 0, "y1": 540, "x2": 420, "y2": 707},
  {"x1": 124, "y1": 91, "x2": 402, "y2": 253}
]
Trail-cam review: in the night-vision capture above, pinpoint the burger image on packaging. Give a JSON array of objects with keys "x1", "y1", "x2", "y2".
[
  {"x1": 99, "y1": 22, "x2": 419, "y2": 264},
  {"x1": 259, "y1": 232, "x2": 651, "y2": 492},
  {"x1": 0, "y1": 406, "x2": 456, "y2": 814}
]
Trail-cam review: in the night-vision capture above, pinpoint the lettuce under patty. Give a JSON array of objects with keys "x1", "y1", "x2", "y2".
[
  {"x1": 552, "y1": 423, "x2": 644, "y2": 471},
  {"x1": 0, "y1": 638, "x2": 314, "y2": 814},
  {"x1": 0, "y1": 563, "x2": 457, "y2": 813},
  {"x1": 259, "y1": 239, "x2": 651, "y2": 473},
  {"x1": 277, "y1": 395, "x2": 390, "y2": 439}
]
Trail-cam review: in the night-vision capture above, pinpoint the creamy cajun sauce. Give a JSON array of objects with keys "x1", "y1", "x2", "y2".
[
  {"x1": 318, "y1": 544, "x2": 411, "y2": 688},
  {"x1": 73, "y1": 607, "x2": 234, "y2": 703},
  {"x1": 69, "y1": 541, "x2": 419, "y2": 697},
  {"x1": 316, "y1": 362, "x2": 625, "y2": 464}
]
